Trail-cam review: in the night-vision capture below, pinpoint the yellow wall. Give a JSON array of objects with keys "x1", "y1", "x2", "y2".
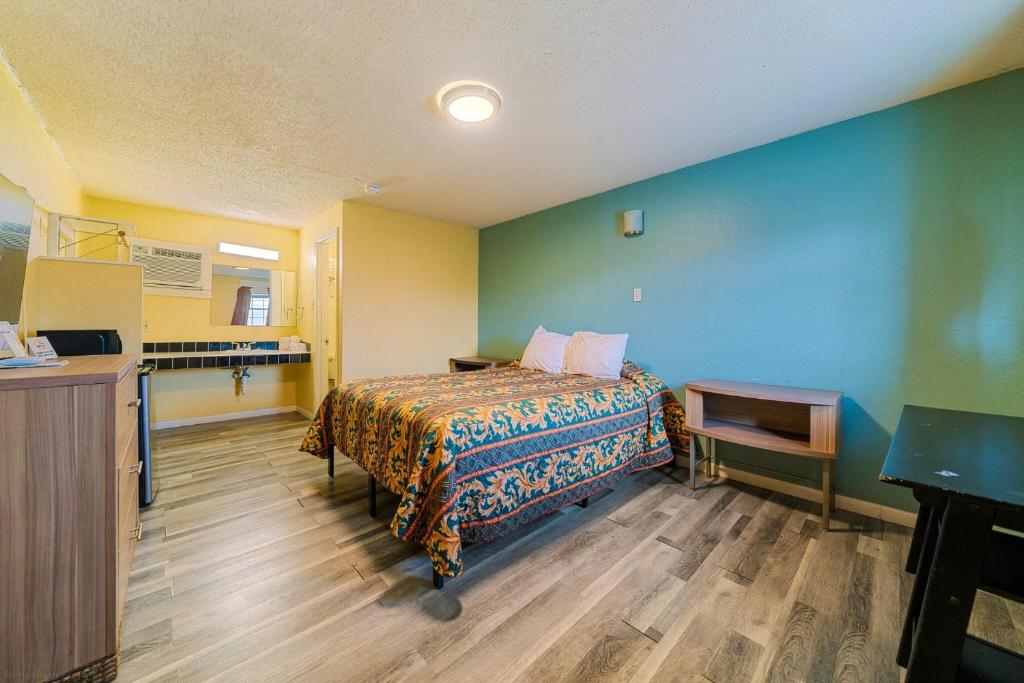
[
  {"x1": 295, "y1": 202, "x2": 341, "y2": 413},
  {"x1": 23, "y1": 258, "x2": 144, "y2": 354},
  {"x1": 80, "y1": 196, "x2": 300, "y2": 341},
  {"x1": 76, "y1": 196, "x2": 304, "y2": 425},
  {"x1": 339, "y1": 202, "x2": 477, "y2": 380},
  {"x1": 147, "y1": 367, "x2": 297, "y2": 427}
]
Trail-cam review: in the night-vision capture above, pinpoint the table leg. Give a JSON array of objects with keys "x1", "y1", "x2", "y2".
[
  {"x1": 898, "y1": 501, "x2": 941, "y2": 666},
  {"x1": 905, "y1": 503, "x2": 934, "y2": 574},
  {"x1": 689, "y1": 434, "x2": 700, "y2": 490},
  {"x1": 903, "y1": 499, "x2": 995, "y2": 683},
  {"x1": 821, "y1": 459, "x2": 834, "y2": 530},
  {"x1": 704, "y1": 438, "x2": 716, "y2": 477},
  {"x1": 828, "y1": 460, "x2": 836, "y2": 509}
]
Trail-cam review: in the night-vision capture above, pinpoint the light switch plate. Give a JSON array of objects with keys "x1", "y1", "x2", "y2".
[{"x1": 633, "y1": 288, "x2": 642, "y2": 302}]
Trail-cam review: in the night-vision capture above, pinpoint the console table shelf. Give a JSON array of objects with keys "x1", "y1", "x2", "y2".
[{"x1": 685, "y1": 379, "x2": 843, "y2": 529}]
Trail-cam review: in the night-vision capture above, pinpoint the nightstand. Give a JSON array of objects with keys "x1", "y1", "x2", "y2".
[{"x1": 449, "y1": 356, "x2": 511, "y2": 373}]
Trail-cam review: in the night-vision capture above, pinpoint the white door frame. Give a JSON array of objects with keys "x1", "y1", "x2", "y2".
[{"x1": 312, "y1": 230, "x2": 338, "y2": 404}]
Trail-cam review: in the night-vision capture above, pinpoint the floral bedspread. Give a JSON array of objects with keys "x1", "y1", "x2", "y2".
[{"x1": 300, "y1": 362, "x2": 688, "y2": 577}]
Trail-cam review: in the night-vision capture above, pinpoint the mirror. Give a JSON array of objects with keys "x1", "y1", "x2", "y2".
[
  {"x1": 211, "y1": 264, "x2": 297, "y2": 326},
  {"x1": 0, "y1": 174, "x2": 34, "y2": 324}
]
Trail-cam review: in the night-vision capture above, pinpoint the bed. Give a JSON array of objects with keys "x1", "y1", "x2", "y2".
[{"x1": 300, "y1": 361, "x2": 688, "y2": 584}]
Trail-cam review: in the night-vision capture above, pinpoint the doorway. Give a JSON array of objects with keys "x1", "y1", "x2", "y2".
[{"x1": 313, "y1": 232, "x2": 338, "y2": 404}]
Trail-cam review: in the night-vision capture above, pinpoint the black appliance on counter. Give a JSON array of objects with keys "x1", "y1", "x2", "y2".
[
  {"x1": 38, "y1": 328, "x2": 123, "y2": 356},
  {"x1": 36, "y1": 329, "x2": 156, "y2": 507}
]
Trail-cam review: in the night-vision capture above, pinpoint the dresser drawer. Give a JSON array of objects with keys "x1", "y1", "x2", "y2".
[
  {"x1": 115, "y1": 366, "x2": 139, "y2": 466},
  {"x1": 116, "y1": 440, "x2": 140, "y2": 627}
]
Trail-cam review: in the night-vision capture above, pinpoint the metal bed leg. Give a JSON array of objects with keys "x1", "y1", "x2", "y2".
[
  {"x1": 368, "y1": 474, "x2": 377, "y2": 518},
  {"x1": 575, "y1": 496, "x2": 589, "y2": 508},
  {"x1": 432, "y1": 569, "x2": 444, "y2": 589},
  {"x1": 328, "y1": 448, "x2": 334, "y2": 479}
]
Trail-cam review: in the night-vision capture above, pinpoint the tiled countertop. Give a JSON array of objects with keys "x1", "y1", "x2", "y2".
[{"x1": 141, "y1": 348, "x2": 311, "y2": 370}]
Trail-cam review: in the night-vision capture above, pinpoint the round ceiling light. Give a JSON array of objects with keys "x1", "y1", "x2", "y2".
[{"x1": 438, "y1": 82, "x2": 502, "y2": 123}]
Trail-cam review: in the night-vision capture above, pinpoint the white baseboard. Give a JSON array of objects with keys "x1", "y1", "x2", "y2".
[
  {"x1": 295, "y1": 406, "x2": 314, "y2": 420},
  {"x1": 679, "y1": 459, "x2": 917, "y2": 528},
  {"x1": 153, "y1": 406, "x2": 302, "y2": 430}
]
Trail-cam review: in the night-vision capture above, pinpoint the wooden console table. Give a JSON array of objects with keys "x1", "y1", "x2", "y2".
[{"x1": 684, "y1": 379, "x2": 843, "y2": 529}]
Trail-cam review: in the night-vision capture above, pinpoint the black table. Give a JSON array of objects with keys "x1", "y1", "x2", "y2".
[{"x1": 881, "y1": 405, "x2": 1024, "y2": 682}]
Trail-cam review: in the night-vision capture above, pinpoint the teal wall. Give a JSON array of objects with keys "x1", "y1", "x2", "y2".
[{"x1": 479, "y1": 69, "x2": 1024, "y2": 511}]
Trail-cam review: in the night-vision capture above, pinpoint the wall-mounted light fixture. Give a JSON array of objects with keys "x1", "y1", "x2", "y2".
[
  {"x1": 623, "y1": 210, "x2": 644, "y2": 237},
  {"x1": 218, "y1": 242, "x2": 279, "y2": 261}
]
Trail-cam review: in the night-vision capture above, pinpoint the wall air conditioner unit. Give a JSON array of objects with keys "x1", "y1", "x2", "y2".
[{"x1": 130, "y1": 237, "x2": 212, "y2": 298}]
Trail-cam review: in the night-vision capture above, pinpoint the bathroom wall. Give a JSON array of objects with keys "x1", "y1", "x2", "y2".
[
  {"x1": 80, "y1": 196, "x2": 300, "y2": 341},
  {"x1": 80, "y1": 196, "x2": 303, "y2": 426}
]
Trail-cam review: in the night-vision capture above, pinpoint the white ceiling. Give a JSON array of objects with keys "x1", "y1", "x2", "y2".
[{"x1": 0, "y1": 1, "x2": 1022, "y2": 228}]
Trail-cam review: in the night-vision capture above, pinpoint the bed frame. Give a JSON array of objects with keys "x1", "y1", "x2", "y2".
[{"x1": 328, "y1": 449, "x2": 590, "y2": 589}]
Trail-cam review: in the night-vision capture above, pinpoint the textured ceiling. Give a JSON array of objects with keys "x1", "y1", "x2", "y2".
[{"x1": 0, "y1": 1, "x2": 1022, "y2": 228}]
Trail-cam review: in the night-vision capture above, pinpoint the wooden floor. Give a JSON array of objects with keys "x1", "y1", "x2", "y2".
[{"x1": 121, "y1": 413, "x2": 1024, "y2": 682}]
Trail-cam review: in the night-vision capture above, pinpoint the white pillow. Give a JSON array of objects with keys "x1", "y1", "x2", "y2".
[
  {"x1": 520, "y1": 325, "x2": 570, "y2": 373},
  {"x1": 563, "y1": 331, "x2": 628, "y2": 378}
]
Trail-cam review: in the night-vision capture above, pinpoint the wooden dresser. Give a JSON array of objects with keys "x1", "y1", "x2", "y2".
[{"x1": 0, "y1": 355, "x2": 140, "y2": 682}]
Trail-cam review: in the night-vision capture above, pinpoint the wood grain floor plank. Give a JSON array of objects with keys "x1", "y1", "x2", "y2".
[
  {"x1": 825, "y1": 552, "x2": 874, "y2": 683},
  {"x1": 705, "y1": 630, "x2": 763, "y2": 683},
  {"x1": 761, "y1": 600, "x2": 821, "y2": 683},
  {"x1": 719, "y1": 494, "x2": 795, "y2": 582},
  {"x1": 729, "y1": 527, "x2": 812, "y2": 647},
  {"x1": 969, "y1": 590, "x2": 1024, "y2": 653},
  {"x1": 519, "y1": 610, "x2": 656, "y2": 683},
  {"x1": 648, "y1": 572, "x2": 748, "y2": 682}
]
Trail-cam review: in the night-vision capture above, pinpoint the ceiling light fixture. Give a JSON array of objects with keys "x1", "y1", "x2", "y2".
[{"x1": 438, "y1": 82, "x2": 502, "y2": 123}]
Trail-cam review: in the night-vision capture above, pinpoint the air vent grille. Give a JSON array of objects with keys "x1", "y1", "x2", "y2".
[{"x1": 130, "y1": 239, "x2": 212, "y2": 295}]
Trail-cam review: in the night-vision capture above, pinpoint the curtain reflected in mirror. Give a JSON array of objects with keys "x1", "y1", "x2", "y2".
[
  {"x1": 210, "y1": 264, "x2": 297, "y2": 326},
  {"x1": 0, "y1": 174, "x2": 35, "y2": 324}
]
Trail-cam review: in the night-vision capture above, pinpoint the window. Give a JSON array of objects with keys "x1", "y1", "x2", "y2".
[{"x1": 246, "y1": 293, "x2": 270, "y2": 326}]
